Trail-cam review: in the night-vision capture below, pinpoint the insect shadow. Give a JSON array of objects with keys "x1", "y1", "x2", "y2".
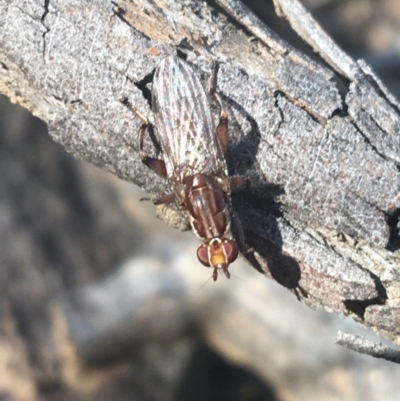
[{"x1": 222, "y1": 95, "x2": 305, "y2": 298}]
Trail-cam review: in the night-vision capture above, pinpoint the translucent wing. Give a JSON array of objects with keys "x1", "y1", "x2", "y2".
[{"x1": 152, "y1": 55, "x2": 227, "y2": 183}]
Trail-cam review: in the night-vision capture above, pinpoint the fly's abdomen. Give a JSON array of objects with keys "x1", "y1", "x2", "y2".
[{"x1": 184, "y1": 174, "x2": 229, "y2": 239}]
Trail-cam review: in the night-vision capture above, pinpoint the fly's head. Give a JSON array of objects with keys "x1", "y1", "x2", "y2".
[{"x1": 196, "y1": 237, "x2": 239, "y2": 281}]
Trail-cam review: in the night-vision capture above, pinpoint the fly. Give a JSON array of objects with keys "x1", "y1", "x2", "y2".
[{"x1": 136, "y1": 54, "x2": 245, "y2": 281}]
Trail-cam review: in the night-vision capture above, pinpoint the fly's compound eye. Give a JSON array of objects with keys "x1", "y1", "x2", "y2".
[
  {"x1": 222, "y1": 238, "x2": 239, "y2": 264},
  {"x1": 197, "y1": 244, "x2": 210, "y2": 267}
]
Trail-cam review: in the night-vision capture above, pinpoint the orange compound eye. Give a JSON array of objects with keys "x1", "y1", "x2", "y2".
[
  {"x1": 196, "y1": 244, "x2": 210, "y2": 267},
  {"x1": 222, "y1": 238, "x2": 239, "y2": 264}
]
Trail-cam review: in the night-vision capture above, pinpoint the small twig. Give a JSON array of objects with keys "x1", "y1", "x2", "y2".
[{"x1": 336, "y1": 331, "x2": 400, "y2": 364}]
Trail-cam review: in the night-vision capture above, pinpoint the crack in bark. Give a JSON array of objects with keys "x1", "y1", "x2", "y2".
[
  {"x1": 41, "y1": 0, "x2": 50, "y2": 58},
  {"x1": 348, "y1": 115, "x2": 394, "y2": 167}
]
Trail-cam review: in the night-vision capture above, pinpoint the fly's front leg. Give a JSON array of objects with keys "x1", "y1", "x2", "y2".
[
  {"x1": 208, "y1": 61, "x2": 229, "y2": 154},
  {"x1": 135, "y1": 110, "x2": 167, "y2": 178}
]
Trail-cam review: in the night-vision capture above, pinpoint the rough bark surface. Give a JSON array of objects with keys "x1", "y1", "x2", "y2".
[
  {"x1": 0, "y1": 0, "x2": 399, "y2": 338},
  {"x1": 1, "y1": 3, "x2": 400, "y2": 399}
]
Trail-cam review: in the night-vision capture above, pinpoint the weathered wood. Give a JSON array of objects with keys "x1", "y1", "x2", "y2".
[{"x1": 0, "y1": 0, "x2": 399, "y2": 345}]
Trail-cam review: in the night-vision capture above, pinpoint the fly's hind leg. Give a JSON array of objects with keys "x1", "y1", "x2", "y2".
[
  {"x1": 140, "y1": 192, "x2": 176, "y2": 205},
  {"x1": 208, "y1": 61, "x2": 229, "y2": 154},
  {"x1": 208, "y1": 63, "x2": 251, "y2": 189},
  {"x1": 135, "y1": 110, "x2": 167, "y2": 178}
]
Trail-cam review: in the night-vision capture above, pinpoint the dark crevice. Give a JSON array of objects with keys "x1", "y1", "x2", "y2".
[
  {"x1": 344, "y1": 270, "x2": 387, "y2": 319},
  {"x1": 386, "y1": 208, "x2": 400, "y2": 252},
  {"x1": 177, "y1": 38, "x2": 194, "y2": 53},
  {"x1": 349, "y1": 117, "x2": 390, "y2": 164},
  {"x1": 347, "y1": 75, "x2": 398, "y2": 165},
  {"x1": 331, "y1": 104, "x2": 348, "y2": 118},
  {"x1": 135, "y1": 71, "x2": 154, "y2": 104},
  {"x1": 272, "y1": 91, "x2": 284, "y2": 131},
  {"x1": 41, "y1": 0, "x2": 49, "y2": 22},
  {"x1": 176, "y1": 48, "x2": 188, "y2": 61},
  {"x1": 133, "y1": 71, "x2": 155, "y2": 106},
  {"x1": 331, "y1": 83, "x2": 349, "y2": 118},
  {"x1": 330, "y1": 73, "x2": 352, "y2": 105},
  {"x1": 122, "y1": 54, "x2": 178, "y2": 157},
  {"x1": 274, "y1": 89, "x2": 325, "y2": 125},
  {"x1": 41, "y1": 0, "x2": 50, "y2": 57}
]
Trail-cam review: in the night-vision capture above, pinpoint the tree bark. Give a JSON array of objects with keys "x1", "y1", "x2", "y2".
[{"x1": 0, "y1": 0, "x2": 399, "y2": 346}]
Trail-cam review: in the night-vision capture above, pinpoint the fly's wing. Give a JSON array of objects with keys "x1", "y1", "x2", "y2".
[{"x1": 152, "y1": 55, "x2": 226, "y2": 182}]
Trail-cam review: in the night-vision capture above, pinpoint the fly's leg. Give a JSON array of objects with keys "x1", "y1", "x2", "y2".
[
  {"x1": 140, "y1": 193, "x2": 176, "y2": 205},
  {"x1": 222, "y1": 266, "x2": 231, "y2": 279},
  {"x1": 208, "y1": 63, "x2": 251, "y2": 189},
  {"x1": 153, "y1": 193, "x2": 176, "y2": 205},
  {"x1": 136, "y1": 110, "x2": 167, "y2": 178},
  {"x1": 134, "y1": 110, "x2": 174, "y2": 205},
  {"x1": 229, "y1": 174, "x2": 254, "y2": 193},
  {"x1": 229, "y1": 175, "x2": 249, "y2": 189},
  {"x1": 208, "y1": 61, "x2": 229, "y2": 154},
  {"x1": 212, "y1": 266, "x2": 231, "y2": 281},
  {"x1": 213, "y1": 268, "x2": 219, "y2": 281}
]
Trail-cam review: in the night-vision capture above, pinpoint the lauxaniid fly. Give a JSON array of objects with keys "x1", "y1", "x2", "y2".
[{"x1": 136, "y1": 54, "x2": 245, "y2": 281}]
